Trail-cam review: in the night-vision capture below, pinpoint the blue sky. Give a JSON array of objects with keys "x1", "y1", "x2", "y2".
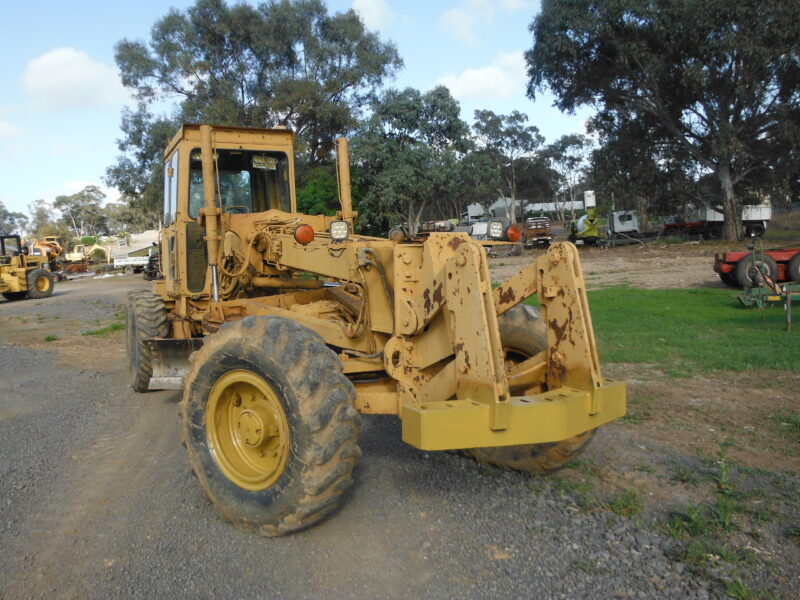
[{"x1": 0, "y1": 0, "x2": 593, "y2": 216}]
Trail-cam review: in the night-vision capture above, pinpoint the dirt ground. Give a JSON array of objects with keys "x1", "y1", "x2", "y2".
[{"x1": 491, "y1": 240, "x2": 730, "y2": 289}]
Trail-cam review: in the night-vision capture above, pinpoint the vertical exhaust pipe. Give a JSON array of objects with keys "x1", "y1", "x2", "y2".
[
  {"x1": 336, "y1": 138, "x2": 355, "y2": 222},
  {"x1": 200, "y1": 125, "x2": 221, "y2": 302}
]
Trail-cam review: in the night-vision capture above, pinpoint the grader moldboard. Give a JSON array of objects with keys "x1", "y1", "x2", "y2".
[{"x1": 126, "y1": 124, "x2": 626, "y2": 536}]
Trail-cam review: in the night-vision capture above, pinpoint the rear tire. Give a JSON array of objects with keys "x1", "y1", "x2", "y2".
[
  {"x1": 26, "y1": 268, "x2": 54, "y2": 299},
  {"x1": 126, "y1": 292, "x2": 168, "y2": 392},
  {"x1": 464, "y1": 304, "x2": 595, "y2": 474},
  {"x1": 735, "y1": 254, "x2": 778, "y2": 288},
  {"x1": 181, "y1": 316, "x2": 361, "y2": 536},
  {"x1": 704, "y1": 224, "x2": 723, "y2": 240},
  {"x1": 788, "y1": 254, "x2": 800, "y2": 283}
]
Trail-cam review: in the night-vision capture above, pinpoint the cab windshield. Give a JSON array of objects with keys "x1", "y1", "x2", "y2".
[{"x1": 188, "y1": 149, "x2": 292, "y2": 218}]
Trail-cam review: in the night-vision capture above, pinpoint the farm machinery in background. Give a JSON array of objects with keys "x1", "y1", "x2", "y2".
[
  {"x1": 715, "y1": 241, "x2": 800, "y2": 330},
  {"x1": 28, "y1": 236, "x2": 110, "y2": 278},
  {"x1": 714, "y1": 244, "x2": 800, "y2": 289},
  {"x1": 0, "y1": 235, "x2": 55, "y2": 301},
  {"x1": 126, "y1": 123, "x2": 626, "y2": 536}
]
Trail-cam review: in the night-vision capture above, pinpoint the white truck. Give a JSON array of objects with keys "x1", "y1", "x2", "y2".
[
  {"x1": 663, "y1": 202, "x2": 771, "y2": 239},
  {"x1": 113, "y1": 256, "x2": 150, "y2": 275}
]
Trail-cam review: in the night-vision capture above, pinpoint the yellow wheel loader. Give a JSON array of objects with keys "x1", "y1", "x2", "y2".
[
  {"x1": 0, "y1": 235, "x2": 55, "y2": 301},
  {"x1": 127, "y1": 124, "x2": 626, "y2": 536}
]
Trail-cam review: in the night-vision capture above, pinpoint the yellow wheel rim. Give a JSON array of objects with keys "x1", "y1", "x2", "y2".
[
  {"x1": 206, "y1": 369, "x2": 290, "y2": 491},
  {"x1": 36, "y1": 276, "x2": 48, "y2": 292}
]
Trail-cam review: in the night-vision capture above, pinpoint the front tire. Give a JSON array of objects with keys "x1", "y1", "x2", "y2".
[
  {"x1": 126, "y1": 292, "x2": 168, "y2": 392},
  {"x1": 181, "y1": 316, "x2": 361, "y2": 536},
  {"x1": 465, "y1": 304, "x2": 595, "y2": 474},
  {"x1": 26, "y1": 268, "x2": 54, "y2": 299}
]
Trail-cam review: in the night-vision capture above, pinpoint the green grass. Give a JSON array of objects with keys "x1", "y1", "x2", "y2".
[
  {"x1": 82, "y1": 322, "x2": 125, "y2": 336},
  {"x1": 523, "y1": 287, "x2": 800, "y2": 374},
  {"x1": 607, "y1": 488, "x2": 643, "y2": 517},
  {"x1": 43, "y1": 335, "x2": 59, "y2": 342},
  {"x1": 768, "y1": 412, "x2": 800, "y2": 443}
]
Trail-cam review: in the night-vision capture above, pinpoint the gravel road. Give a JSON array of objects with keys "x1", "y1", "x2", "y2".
[{"x1": 0, "y1": 276, "x2": 735, "y2": 599}]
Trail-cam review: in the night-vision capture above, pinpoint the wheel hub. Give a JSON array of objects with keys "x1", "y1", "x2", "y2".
[
  {"x1": 237, "y1": 410, "x2": 265, "y2": 446},
  {"x1": 206, "y1": 370, "x2": 290, "y2": 491}
]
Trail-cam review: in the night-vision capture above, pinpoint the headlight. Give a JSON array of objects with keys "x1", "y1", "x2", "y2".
[
  {"x1": 329, "y1": 220, "x2": 349, "y2": 242},
  {"x1": 488, "y1": 221, "x2": 504, "y2": 240}
]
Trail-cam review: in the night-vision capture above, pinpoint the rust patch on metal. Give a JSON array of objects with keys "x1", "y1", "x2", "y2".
[
  {"x1": 423, "y1": 288, "x2": 432, "y2": 314},
  {"x1": 463, "y1": 350, "x2": 471, "y2": 370},
  {"x1": 498, "y1": 286, "x2": 516, "y2": 305},
  {"x1": 549, "y1": 318, "x2": 567, "y2": 343},
  {"x1": 448, "y1": 237, "x2": 465, "y2": 251},
  {"x1": 432, "y1": 282, "x2": 443, "y2": 306}
]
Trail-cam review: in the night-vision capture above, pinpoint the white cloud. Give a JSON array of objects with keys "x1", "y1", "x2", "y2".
[
  {"x1": 352, "y1": 0, "x2": 396, "y2": 30},
  {"x1": 22, "y1": 47, "x2": 128, "y2": 111},
  {"x1": 440, "y1": 8, "x2": 479, "y2": 47},
  {"x1": 437, "y1": 51, "x2": 527, "y2": 100},
  {"x1": 439, "y1": 0, "x2": 533, "y2": 46},
  {"x1": 0, "y1": 122, "x2": 23, "y2": 140}
]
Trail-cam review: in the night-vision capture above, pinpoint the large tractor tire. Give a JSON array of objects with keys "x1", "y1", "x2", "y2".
[
  {"x1": 126, "y1": 292, "x2": 168, "y2": 392},
  {"x1": 26, "y1": 268, "x2": 54, "y2": 299},
  {"x1": 788, "y1": 253, "x2": 800, "y2": 283},
  {"x1": 735, "y1": 254, "x2": 778, "y2": 288},
  {"x1": 181, "y1": 316, "x2": 361, "y2": 537},
  {"x1": 465, "y1": 304, "x2": 595, "y2": 474}
]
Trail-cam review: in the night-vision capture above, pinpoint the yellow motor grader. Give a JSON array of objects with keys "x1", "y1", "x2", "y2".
[
  {"x1": 126, "y1": 124, "x2": 626, "y2": 536},
  {"x1": 0, "y1": 235, "x2": 55, "y2": 301}
]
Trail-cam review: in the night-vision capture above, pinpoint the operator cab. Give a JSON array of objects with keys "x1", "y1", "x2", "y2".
[
  {"x1": 0, "y1": 235, "x2": 23, "y2": 263},
  {"x1": 187, "y1": 149, "x2": 293, "y2": 217}
]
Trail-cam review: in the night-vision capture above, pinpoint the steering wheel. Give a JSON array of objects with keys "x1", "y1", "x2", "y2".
[{"x1": 225, "y1": 205, "x2": 249, "y2": 214}]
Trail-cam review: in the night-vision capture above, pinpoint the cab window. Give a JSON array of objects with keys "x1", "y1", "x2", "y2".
[{"x1": 188, "y1": 149, "x2": 291, "y2": 218}]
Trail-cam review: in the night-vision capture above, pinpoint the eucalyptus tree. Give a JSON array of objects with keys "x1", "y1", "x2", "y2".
[{"x1": 527, "y1": 0, "x2": 800, "y2": 240}]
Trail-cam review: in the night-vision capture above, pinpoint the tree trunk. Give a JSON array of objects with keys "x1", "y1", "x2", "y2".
[{"x1": 718, "y1": 163, "x2": 741, "y2": 241}]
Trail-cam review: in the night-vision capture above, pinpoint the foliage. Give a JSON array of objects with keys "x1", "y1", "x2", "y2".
[
  {"x1": 296, "y1": 164, "x2": 340, "y2": 216},
  {"x1": 0, "y1": 201, "x2": 28, "y2": 235},
  {"x1": 541, "y1": 134, "x2": 591, "y2": 220},
  {"x1": 114, "y1": 0, "x2": 401, "y2": 158},
  {"x1": 472, "y1": 110, "x2": 545, "y2": 222},
  {"x1": 525, "y1": 286, "x2": 800, "y2": 373},
  {"x1": 53, "y1": 185, "x2": 109, "y2": 238},
  {"x1": 104, "y1": 105, "x2": 177, "y2": 230},
  {"x1": 527, "y1": 0, "x2": 800, "y2": 240},
  {"x1": 108, "y1": 0, "x2": 401, "y2": 232},
  {"x1": 351, "y1": 86, "x2": 470, "y2": 235}
]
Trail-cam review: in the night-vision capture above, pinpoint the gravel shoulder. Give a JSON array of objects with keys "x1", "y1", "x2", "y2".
[{"x1": 1, "y1": 245, "x2": 798, "y2": 600}]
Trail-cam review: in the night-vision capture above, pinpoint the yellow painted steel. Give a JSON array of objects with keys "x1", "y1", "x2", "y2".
[
  {"x1": 401, "y1": 381, "x2": 626, "y2": 450},
  {"x1": 205, "y1": 369, "x2": 290, "y2": 491}
]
